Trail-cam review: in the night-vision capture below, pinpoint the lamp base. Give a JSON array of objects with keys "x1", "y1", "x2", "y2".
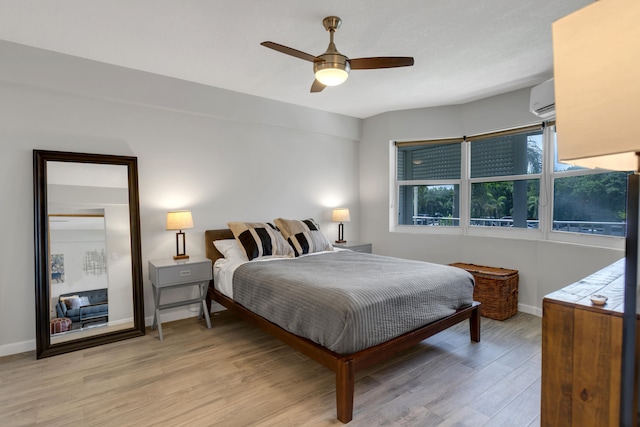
[
  {"x1": 173, "y1": 254, "x2": 189, "y2": 260},
  {"x1": 336, "y1": 222, "x2": 346, "y2": 244}
]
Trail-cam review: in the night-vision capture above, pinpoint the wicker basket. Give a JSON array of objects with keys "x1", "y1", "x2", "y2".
[
  {"x1": 450, "y1": 263, "x2": 519, "y2": 320},
  {"x1": 50, "y1": 317, "x2": 72, "y2": 334}
]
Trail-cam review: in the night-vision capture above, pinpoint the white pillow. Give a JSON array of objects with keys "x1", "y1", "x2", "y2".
[
  {"x1": 64, "y1": 296, "x2": 90, "y2": 310},
  {"x1": 214, "y1": 239, "x2": 249, "y2": 262}
]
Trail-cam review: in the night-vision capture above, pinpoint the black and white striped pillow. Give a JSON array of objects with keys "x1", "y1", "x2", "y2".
[
  {"x1": 227, "y1": 222, "x2": 294, "y2": 261},
  {"x1": 273, "y1": 218, "x2": 333, "y2": 256}
]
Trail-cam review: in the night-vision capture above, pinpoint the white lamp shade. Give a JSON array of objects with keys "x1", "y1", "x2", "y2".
[
  {"x1": 166, "y1": 210, "x2": 194, "y2": 230},
  {"x1": 552, "y1": 0, "x2": 640, "y2": 171},
  {"x1": 332, "y1": 208, "x2": 351, "y2": 222}
]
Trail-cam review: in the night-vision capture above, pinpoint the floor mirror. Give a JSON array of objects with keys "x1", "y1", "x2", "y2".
[{"x1": 34, "y1": 150, "x2": 145, "y2": 358}]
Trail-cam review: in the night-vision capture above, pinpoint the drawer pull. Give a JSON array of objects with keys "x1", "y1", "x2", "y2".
[{"x1": 179, "y1": 270, "x2": 192, "y2": 277}]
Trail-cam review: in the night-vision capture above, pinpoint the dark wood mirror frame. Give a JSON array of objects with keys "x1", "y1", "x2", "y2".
[{"x1": 34, "y1": 150, "x2": 145, "y2": 359}]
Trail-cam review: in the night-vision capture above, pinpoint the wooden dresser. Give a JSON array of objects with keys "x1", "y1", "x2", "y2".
[{"x1": 541, "y1": 258, "x2": 638, "y2": 426}]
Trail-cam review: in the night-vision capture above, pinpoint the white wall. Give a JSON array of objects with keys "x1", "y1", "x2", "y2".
[
  {"x1": 49, "y1": 229, "x2": 109, "y2": 298},
  {"x1": 0, "y1": 40, "x2": 361, "y2": 356},
  {"x1": 361, "y1": 88, "x2": 624, "y2": 315},
  {"x1": 104, "y1": 204, "x2": 136, "y2": 324}
]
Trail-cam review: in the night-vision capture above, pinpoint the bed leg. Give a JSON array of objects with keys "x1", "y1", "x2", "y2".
[
  {"x1": 336, "y1": 359, "x2": 354, "y2": 423},
  {"x1": 470, "y1": 303, "x2": 481, "y2": 342}
]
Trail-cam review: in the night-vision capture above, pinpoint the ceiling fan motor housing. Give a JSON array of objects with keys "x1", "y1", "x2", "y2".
[{"x1": 314, "y1": 53, "x2": 351, "y2": 86}]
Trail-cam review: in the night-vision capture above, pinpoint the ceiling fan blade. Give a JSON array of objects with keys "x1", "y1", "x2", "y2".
[
  {"x1": 349, "y1": 56, "x2": 415, "y2": 70},
  {"x1": 310, "y1": 79, "x2": 326, "y2": 93},
  {"x1": 261, "y1": 41, "x2": 319, "y2": 63}
]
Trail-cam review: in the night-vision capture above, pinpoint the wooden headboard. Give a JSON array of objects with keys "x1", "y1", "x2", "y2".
[{"x1": 205, "y1": 229, "x2": 234, "y2": 262}]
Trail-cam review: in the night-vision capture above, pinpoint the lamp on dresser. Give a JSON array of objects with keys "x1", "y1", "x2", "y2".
[
  {"x1": 553, "y1": 0, "x2": 640, "y2": 424},
  {"x1": 166, "y1": 210, "x2": 194, "y2": 260},
  {"x1": 332, "y1": 208, "x2": 350, "y2": 243}
]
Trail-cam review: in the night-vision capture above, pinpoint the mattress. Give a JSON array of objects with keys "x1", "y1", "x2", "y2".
[{"x1": 214, "y1": 250, "x2": 474, "y2": 354}]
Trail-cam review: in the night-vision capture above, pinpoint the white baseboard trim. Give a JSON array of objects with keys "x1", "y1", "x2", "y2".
[
  {"x1": 518, "y1": 303, "x2": 542, "y2": 317},
  {"x1": 0, "y1": 339, "x2": 35, "y2": 357},
  {"x1": 110, "y1": 318, "x2": 134, "y2": 326}
]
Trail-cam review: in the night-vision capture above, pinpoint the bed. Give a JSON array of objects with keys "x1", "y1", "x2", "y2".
[{"x1": 205, "y1": 228, "x2": 480, "y2": 423}]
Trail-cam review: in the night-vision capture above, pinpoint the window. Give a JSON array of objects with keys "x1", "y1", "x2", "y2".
[
  {"x1": 393, "y1": 123, "x2": 631, "y2": 241},
  {"x1": 396, "y1": 139, "x2": 462, "y2": 226},
  {"x1": 470, "y1": 181, "x2": 540, "y2": 228},
  {"x1": 469, "y1": 127, "x2": 542, "y2": 229},
  {"x1": 551, "y1": 127, "x2": 630, "y2": 237}
]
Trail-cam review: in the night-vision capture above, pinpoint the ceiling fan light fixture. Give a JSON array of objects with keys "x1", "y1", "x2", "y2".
[
  {"x1": 315, "y1": 67, "x2": 349, "y2": 86},
  {"x1": 314, "y1": 57, "x2": 350, "y2": 86}
]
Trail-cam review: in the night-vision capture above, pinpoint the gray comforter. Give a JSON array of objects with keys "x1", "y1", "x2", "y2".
[{"x1": 233, "y1": 251, "x2": 474, "y2": 354}]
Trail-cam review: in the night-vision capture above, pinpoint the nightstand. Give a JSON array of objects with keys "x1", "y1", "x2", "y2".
[
  {"x1": 148, "y1": 257, "x2": 212, "y2": 340},
  {"x1": 333, "y1": 242, "x2": 372, "y2": 253}
]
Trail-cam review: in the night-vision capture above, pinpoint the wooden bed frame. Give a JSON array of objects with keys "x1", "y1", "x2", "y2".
[{"x1": 204, "y1": 229, "x2": 481, "y2": 423}]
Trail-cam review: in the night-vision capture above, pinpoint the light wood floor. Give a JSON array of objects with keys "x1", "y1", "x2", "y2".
[{"x1": 0, "y1": 311, "x2": 541, "y2": 427}]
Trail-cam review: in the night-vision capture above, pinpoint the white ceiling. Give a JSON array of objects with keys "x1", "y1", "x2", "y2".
[{"x1": 0, "y1": 0, "x2": 591, "y2": 119}]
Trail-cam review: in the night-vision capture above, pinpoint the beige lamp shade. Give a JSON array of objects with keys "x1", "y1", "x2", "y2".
[
  {"x1": 166, "y1": 210, "x2": 194, "y2": 230},
  {"x1": 552, "y1": 0, "x2": 640, "y2": 171},
  {"x1": 332, "y1": 208, "x2": 351, "y2": 222}
]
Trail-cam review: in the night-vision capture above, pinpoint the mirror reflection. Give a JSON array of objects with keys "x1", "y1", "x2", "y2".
[
  {"x1": 47, "y1": 162, "x2": 134, "y2": 343},
  {"x1": 49, "y1": 213, "x2": 110, "y2": 342}
]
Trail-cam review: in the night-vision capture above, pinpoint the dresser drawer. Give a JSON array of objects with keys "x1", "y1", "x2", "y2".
[{"x1": 149, "y1": 259, "x2": 212, "y2": 287}]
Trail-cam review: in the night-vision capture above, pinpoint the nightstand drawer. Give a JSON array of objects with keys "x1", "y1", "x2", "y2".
[{"x1": 149, "y1": 258, "x2": 212, "y2": 287}]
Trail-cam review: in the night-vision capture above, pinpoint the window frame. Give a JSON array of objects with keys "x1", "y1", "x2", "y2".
[
  {"x1": 393, "y1": 138, "x2": 465, "y2": 234},
  {"x1": 466, "y1": 125, "x2": 544, "y2": 239},
  {"x1": 546, "y1": 124, "x2": 628, "y2": 246}
]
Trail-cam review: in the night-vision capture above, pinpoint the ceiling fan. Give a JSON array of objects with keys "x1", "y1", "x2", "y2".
[{"x1": 261, "y1": 16, "x2": 414, "y2": 93}]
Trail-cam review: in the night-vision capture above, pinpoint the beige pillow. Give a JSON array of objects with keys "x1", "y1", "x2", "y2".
[
  {"x1": 227, "y1": 222, "x2": 294, "y2": 261},
  {"x1": 273, "y1": 218, "x2": 333, "y2": 256}
]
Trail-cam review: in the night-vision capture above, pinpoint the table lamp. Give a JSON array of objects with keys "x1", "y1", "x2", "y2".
[
  {"x1": 166, "y1": 210, "x2": 194, "y2": 260},
  {"x1": 553, "y1": 0, "x2": 640, "y2": 424},
  {"x1": 332, "y1": 208, "x2": 350, "y2": 243}
]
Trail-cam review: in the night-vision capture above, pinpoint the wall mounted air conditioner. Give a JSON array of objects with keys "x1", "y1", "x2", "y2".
[{"x1": 529, "y1": 78, "x2": 555, "y2": 118}]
